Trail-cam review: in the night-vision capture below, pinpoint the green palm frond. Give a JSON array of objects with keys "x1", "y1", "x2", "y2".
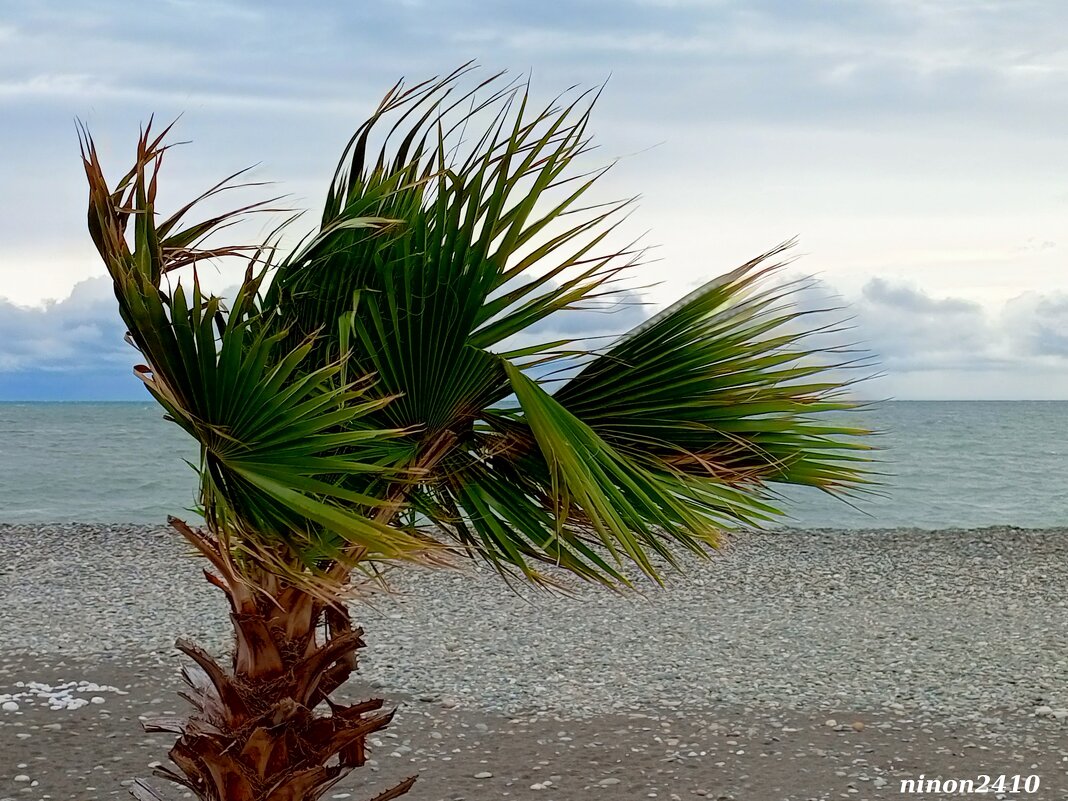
[
  {"x1": 81, "y1": 66, "x2": 875, "y2": 591},
  {"x1": 80, "y1": 122, "x2": 435, "y2": 576},
  {"x1": 554, "y1": 242, "x2": 875, "y2": 493},
  {"x1": 264, "y1": 72, "x2": 634, "y2": 434}
]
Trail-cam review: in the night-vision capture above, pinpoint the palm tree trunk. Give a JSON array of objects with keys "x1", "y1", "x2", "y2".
[{"x1": 131, "y1": 519, "x2": 415, "y2": 801}]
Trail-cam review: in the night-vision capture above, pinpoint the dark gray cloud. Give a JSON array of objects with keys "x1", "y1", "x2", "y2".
[
  {"x1": 798, "y1": 276, "x2": 1068, "y2": 398},
  {"x1": 0, "y1": 273, "x2": 648, "y2": 399},
  {"x1": 514, "y1": 284, "x2": 648, "y2": 339},
  {"x1": 6, "y1": 270, "x2": 1068, "y2": 400},
  {"x1": 0, "y1": 277, "x2": 126, "y2": 371},
  {"x1": 854, "y1": 278, "x2": 998, "y2": 371},
  {"x1": 1003, "y1": 291, "x2": 1068, "y2": 358},
  {"x1": 0, "y1": 276, "x2": 144, "y2": 400}
]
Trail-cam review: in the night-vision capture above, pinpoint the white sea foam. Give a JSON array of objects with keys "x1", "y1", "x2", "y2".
[{"x1": 0, "y1": 679, "x2": 128, "y2": 711}]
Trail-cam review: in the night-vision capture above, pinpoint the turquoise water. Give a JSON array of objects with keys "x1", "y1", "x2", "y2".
[{"x1": 0, "y1": 401, "x2": 1066, "y2": 529}]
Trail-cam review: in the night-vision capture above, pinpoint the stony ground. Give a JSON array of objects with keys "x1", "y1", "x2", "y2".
[{"x1": 2, "y1": 523, "x2": 1068, "y2": 799}]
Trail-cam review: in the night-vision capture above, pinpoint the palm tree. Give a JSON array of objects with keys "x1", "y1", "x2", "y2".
[{"x1": 80, "y1": 66, "x2": 872, "y2": 801}]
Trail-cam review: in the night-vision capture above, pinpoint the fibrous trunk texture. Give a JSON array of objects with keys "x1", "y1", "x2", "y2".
[{"x1": 130, "y1": 519, "x2": 415, "y2": 801}]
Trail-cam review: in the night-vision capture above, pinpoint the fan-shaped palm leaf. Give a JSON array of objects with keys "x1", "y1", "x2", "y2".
[{"x1": 80, "y1": 66, "x2": 874, "y2": 801}]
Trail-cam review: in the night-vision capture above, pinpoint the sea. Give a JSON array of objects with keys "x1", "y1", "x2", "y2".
[{"x1": 0, "y1": 401, "x2": 1066, "y2": 530}]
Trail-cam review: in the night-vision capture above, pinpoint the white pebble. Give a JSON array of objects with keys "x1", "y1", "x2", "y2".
[{"x1": 2, "y1": 701, "x2": 19, "y2": 712}]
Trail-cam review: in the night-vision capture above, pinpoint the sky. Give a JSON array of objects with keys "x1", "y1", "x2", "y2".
[{"x1": 1, "y1": 0, "x2": 1066, "y2": 400}]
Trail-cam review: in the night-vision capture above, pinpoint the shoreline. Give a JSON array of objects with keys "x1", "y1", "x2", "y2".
[
  {"x1": 2, "y1": 523, "x2": 1066, "y2": 715},
  {"x1": 3, "y1": 523, "x2": 1068, "y2": 797}
]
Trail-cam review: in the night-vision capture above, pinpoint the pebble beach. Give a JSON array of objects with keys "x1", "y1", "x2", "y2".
[{"x1": 3, "y1": 523, "x2": 1068, "y2": 799}]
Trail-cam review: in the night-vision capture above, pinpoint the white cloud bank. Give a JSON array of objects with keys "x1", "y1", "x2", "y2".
[
  {"x1": 847, "y1": 278, "x2": 1068, "y2": 399},
  {"x1": 3, "y1": 271, "x2": 1068, "y2": 400}
]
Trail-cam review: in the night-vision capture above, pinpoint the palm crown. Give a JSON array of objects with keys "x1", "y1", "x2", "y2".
[
  {"x1": 80, "y1": 67, "x2": 874, "y2": 801},
  {"x1": 82, "y1": 67, "x2": 872, "y2": 593}
]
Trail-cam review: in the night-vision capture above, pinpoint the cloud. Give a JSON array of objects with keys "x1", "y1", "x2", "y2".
[
  {"x1": 0, "y1": 271, "x2": 649, "y2": 400},
  {"x1": 851, "y1": 278, "x2": 1068, "y2": 370},
  {"x1": 3, "y1": 269, "x2": 1068, "y2": 400},
  {"x1": 1003, "y1": 291, "x2": 1068, "y2": 359},
  {"x1": 0, "y1": 277, "x2": 144, "y2": 400},
  {"x1": 0, "y1": 277, "x2": 126, "y2": 369},
  {"x1": 809, "y1": 277, "x2": 1068, "y2": 398},
  {"x1": 3, "y1": 1, "x2": 1067, "y2": 300},
  {"x1": 524, "y1": 290, "x2": 648, "y2": 338},
  {"x1": 854, "y1": 278, "x2": 998, "y2": 371}
]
